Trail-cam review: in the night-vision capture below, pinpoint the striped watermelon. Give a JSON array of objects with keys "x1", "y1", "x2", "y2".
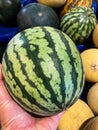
[
  {"x1": 60, "y1": 6, "x2": 97, "y2": 45},
  {"x1": 2, "y1": 26, "x2": 85, "y2": 116}
]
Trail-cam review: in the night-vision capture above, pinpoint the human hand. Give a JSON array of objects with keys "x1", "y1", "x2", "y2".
[{"x1": 0, "y1": 64, "x2": 64, "y2": 130}]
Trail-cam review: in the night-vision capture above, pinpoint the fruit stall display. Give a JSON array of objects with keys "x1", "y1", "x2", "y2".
[{"x1": 0, "y1": 0, "x2": 98, "y2": 129}]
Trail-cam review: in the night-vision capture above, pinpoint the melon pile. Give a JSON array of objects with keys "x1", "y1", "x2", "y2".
[{"x1": 1, "y1": 0, "x2": 98, "y2": 129}]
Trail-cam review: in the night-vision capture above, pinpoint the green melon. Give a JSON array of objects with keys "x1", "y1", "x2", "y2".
[
  {"x1": 2, "y1": 26, "x2": 85, "y2": 116},
  {"x1": 60, "y1": 6, "x2": 97, "y2": 45}
]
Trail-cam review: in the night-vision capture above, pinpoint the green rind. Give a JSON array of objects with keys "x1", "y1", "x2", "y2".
[
  {"x1": 60, "y1": 6, "x2": 97, "y2": 44},
  {"x1": 2, "y1": 26, "x2": 85, "y2": 116}
]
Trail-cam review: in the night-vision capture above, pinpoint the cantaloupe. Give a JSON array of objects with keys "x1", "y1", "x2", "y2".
[
  {"x1": 58, "y1": 99, "x2": 94, "y2": 130},
  {"x1": 83, "y1": 116, "x2": 98, "y2": 130},
  {"x1": 81, "y1": 49, "x2": 98, "y2": 82},
  {"x1": 87, "y1": 83, "x2": 98, "y2": 115},
  {"x1": 37, "y1": 0, "x2": 66, "y2": 8},
  {"x1": 92, "y1": 23, "x2": 98, "y2": 48}
]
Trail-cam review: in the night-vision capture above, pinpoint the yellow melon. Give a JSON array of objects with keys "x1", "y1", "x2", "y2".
[
  {"x1": 92, "y1": 24, "x2": 98, "y2": 48},
  {"x1": 83, "y1": 116, "x2": 98, "y2": 130},
  {"x1": 37, "y1": 0, "x2": 66, "y2": 8},
  {"x1": 87, "y1": 83, "x2": 98, "y2": 115},
  {"x1": 81, "y1": 48, "x2": 98, "y2": 82},
  {"x1": 58, "y1": 99, "x2": 94, "y2": 130}
]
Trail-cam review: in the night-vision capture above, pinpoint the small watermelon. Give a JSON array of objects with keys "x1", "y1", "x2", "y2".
[
  {"x1": 60, "y1": 6, "x2": 97, "y2": 45},
  {"x1": 2, "y1": 26, "x2": 85, "y2": 116}
]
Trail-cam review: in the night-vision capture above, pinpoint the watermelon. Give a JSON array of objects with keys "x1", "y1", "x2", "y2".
[
  {"x1": 60, "y1": 6, "x2": 97, "y2": 45},
  {"x1": 2, "y1": 26, "x2": 85, "y2": 116}
]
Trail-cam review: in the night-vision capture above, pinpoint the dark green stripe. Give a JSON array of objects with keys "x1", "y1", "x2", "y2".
[
  {"x1": 46, "y1": 27, "x2": 83, "y2": 107},
  {"x1": 42, "y1": 27, "x2": 66, "y2": 105},
  {"x1": 60, "y1": 13, "x2": 80, "y2": 30},
  {"x1": 59, "y1": 33, "x2": 80, "y2": 105},
  {"x1": 3, "y1": 50, "x2": 53, "y2": 113},
  {"x1": 26, "y1": 28, "x2": 65, "y2": 108}
]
